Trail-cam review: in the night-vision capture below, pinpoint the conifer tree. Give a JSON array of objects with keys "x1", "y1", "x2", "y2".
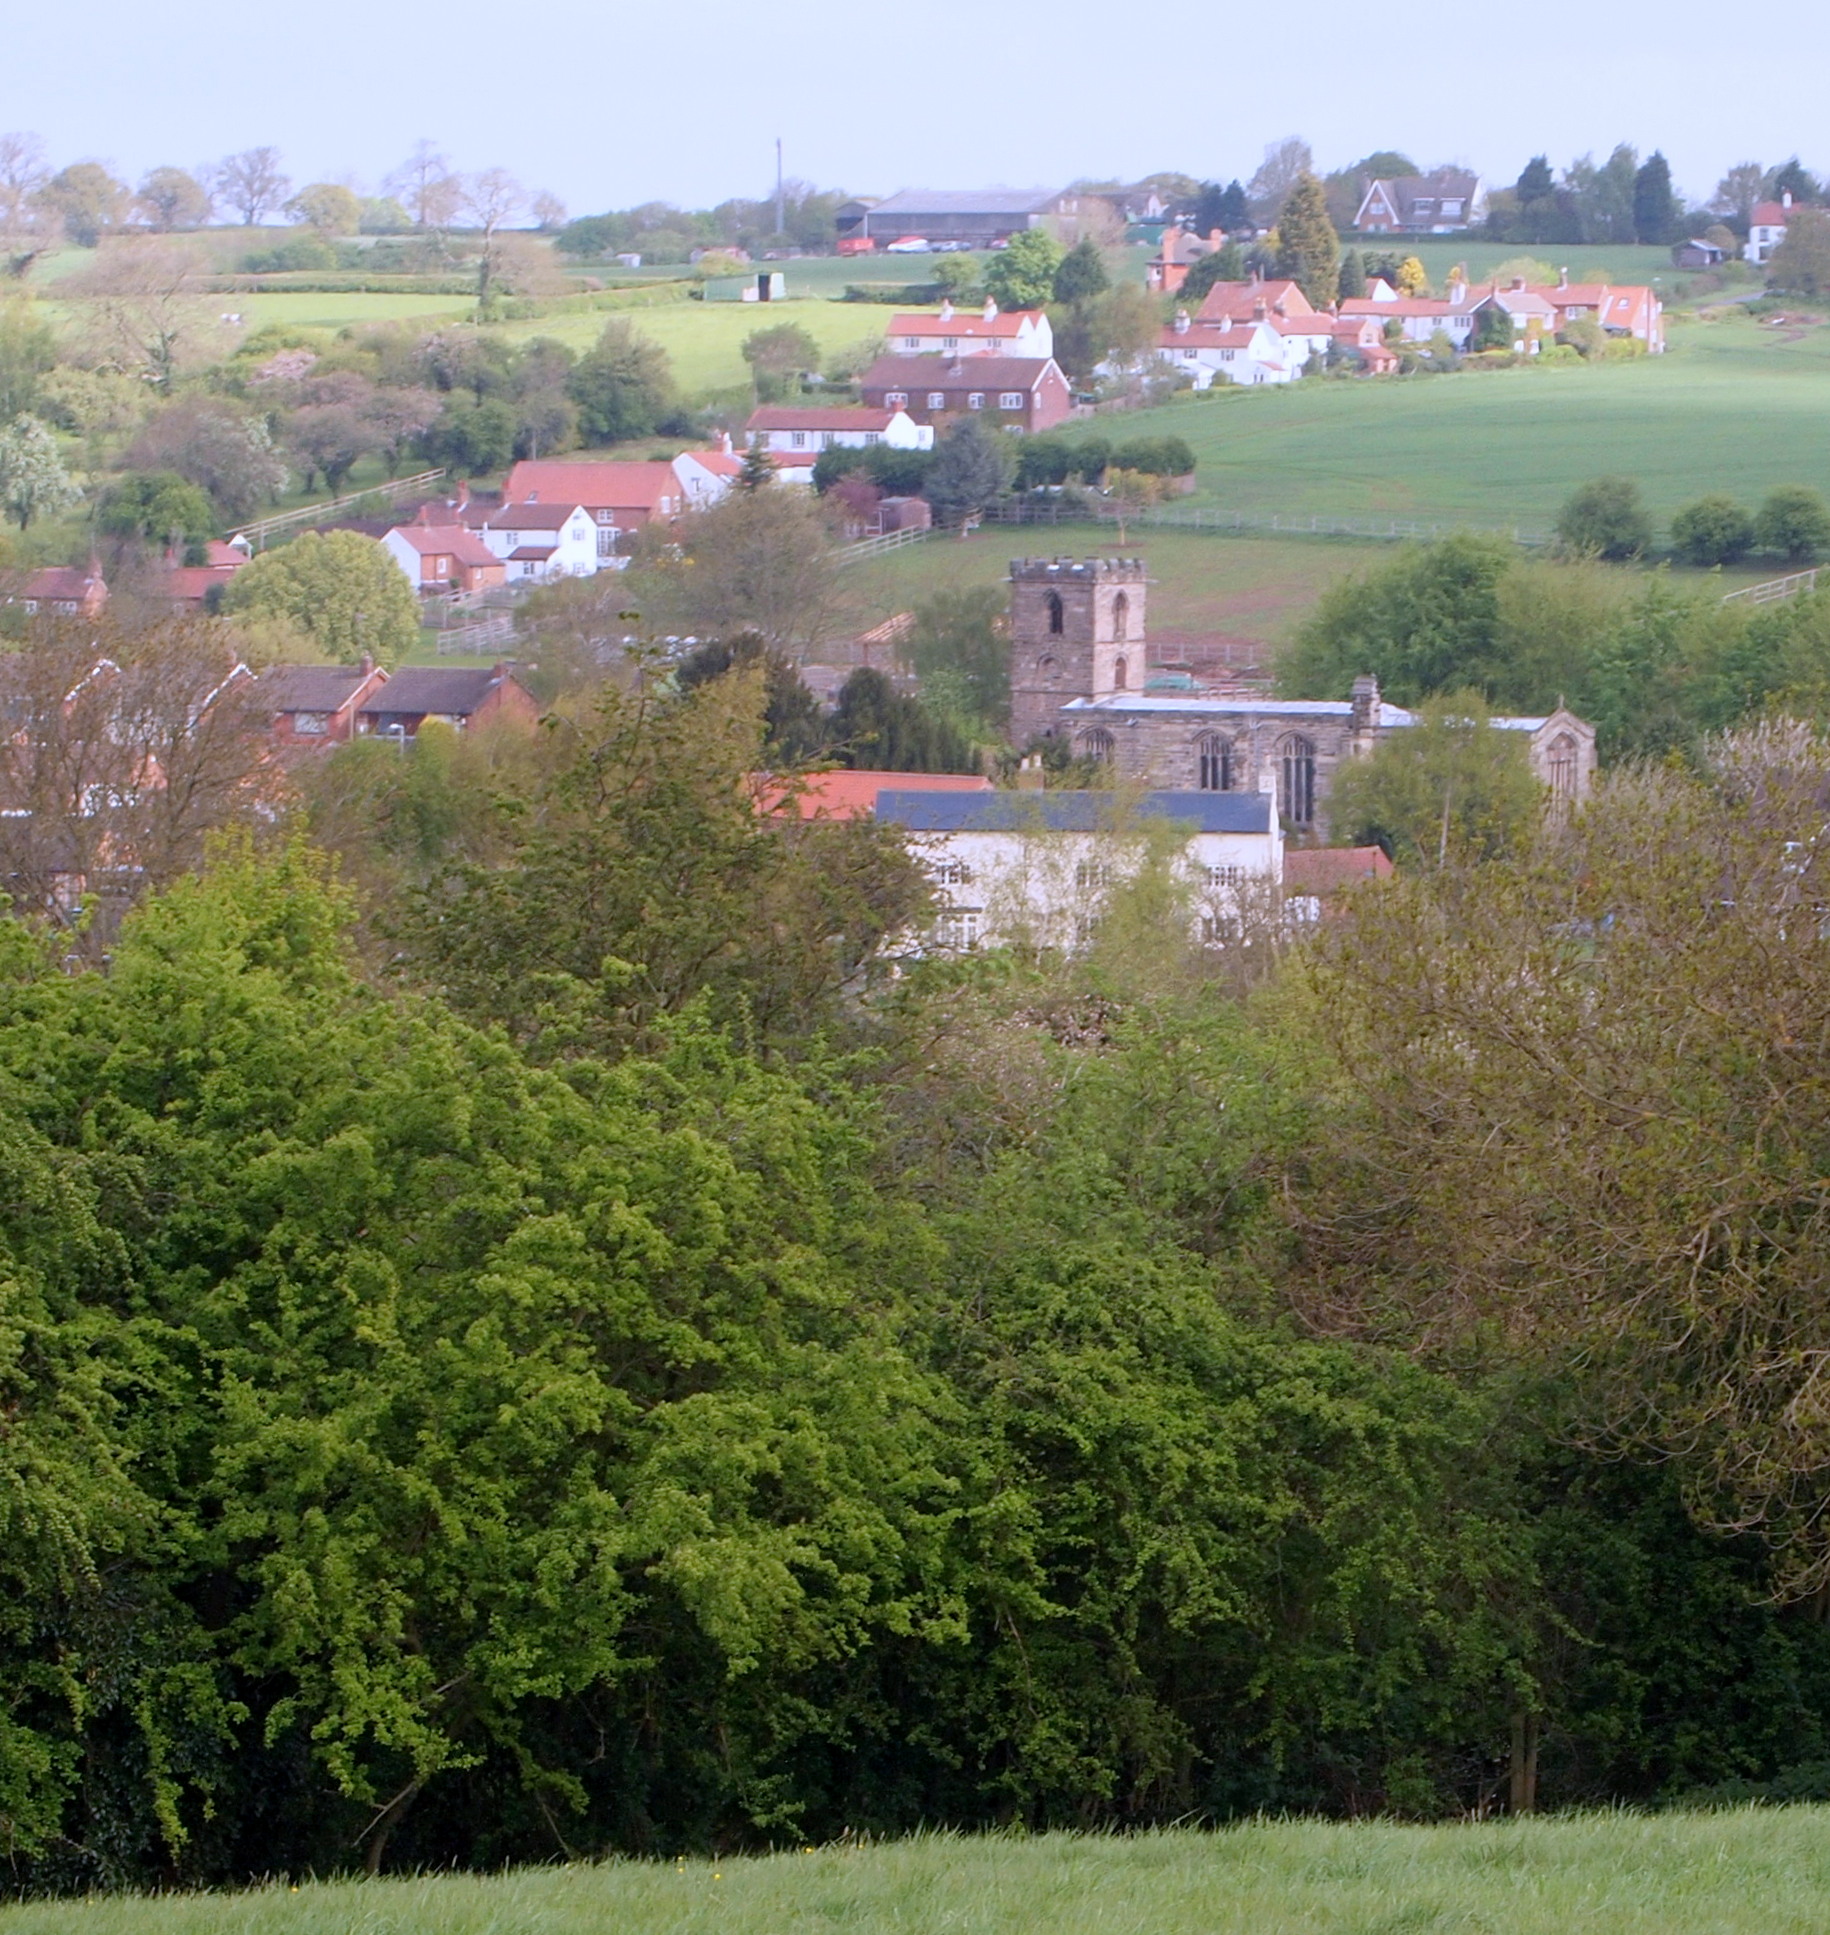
[
  {"x1": 1273, "y1": 172, "x2": 1341, "y2": 310},
  {"x1": 1337, "y1": 249, "x2": 1366, "y2": 302}
]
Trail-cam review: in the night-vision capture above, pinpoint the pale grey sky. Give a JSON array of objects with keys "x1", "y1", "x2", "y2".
[{"x1": 5, "y1": 0, "x2": 1823, "y2": 215}]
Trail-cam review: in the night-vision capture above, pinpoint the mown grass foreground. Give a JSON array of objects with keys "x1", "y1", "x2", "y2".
[{"x1": 5, "y1": 1813, "x2": 1828, "y2": 1935}]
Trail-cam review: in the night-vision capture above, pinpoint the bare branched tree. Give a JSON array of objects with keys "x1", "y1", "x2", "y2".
[
  {"x1": 388, "y1": 140, "x2": 464, "y2": 231},
  {"x1": 214, "y1": 146, "x2": 291, "y2": 227},
  {"x1": 464, "y1": 168, "x2": 525, "y2": 307},
  {"x1": 60, "y1": 237, "x2": 229, "y2": 389},
  {"x1": 0, "y1": 131, "x2": 59, "y2": 276}
]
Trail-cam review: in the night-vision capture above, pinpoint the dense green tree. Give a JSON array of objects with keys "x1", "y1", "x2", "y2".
[
  {"x1": 1766, "y1": 157, "x2": 1820, "y2": 204},
  {"x1": 221, "y1": 529, "x2": 421, "y2": 666},
  {"x1": 983, "y1": 229, "x2": 1064, "y2": 311},
  {"x1": 674, "y1": 628, "x2": 826, "y2": 762},
  {"x1": 903, "y1": 584, "x2": 1009, "y2": 727},
  {"x1": 420, "y1": 394, "x2": 517, "y2": 474},
  {"x1": 1555, "y1": 476, "x2": 1652, "y2": 561},
  {"x1": 566, "y1": 319, "x2": 676, "y2": 445},
  {"x1": 1632, "y1": 152, "x2": 1682, "y2": 245},
  {"x1": 37, "y1": 161, "x2": 130, "y2": 247},
  {"x1": 98, "y1": 469, "x2": 218, "y2": 551},
  {"x1": 1177, "y1": 241, "x2": 1247, "y2": 304},
  {"x1": 1766, "y1": 208, "x2": 1830, "y2": 296},
  {"x1": 923, "y1": 415, "x2": 1015, "y2": 527},
  {"x1": 1273, "y1": 172, "x2": 1340, "y2": 310},
  {"x1": 1337, "y1": 248, "x2": 1366, "y2": 301},
  {"x1": 0, "y1": 297, "x2": 57, "y2": 421},
  {"x1": 1756, "y1": 484, "x2": 1830, "y2": 561},
  {"x1": 1326, "y1": 691, "x2": 1544, "y2": 864},
  {"x1": 827, "y1": 665, "x2": 976, "y2": 774},
  {"x1": 740, "y1": 321, "x2": 820, "y2": 402},
  {"x1": 1051, "y1": 236, "x2": 1109, "y2": 305},
  {"x1": 1670, "y1": 494, "x2": 1755, "y2": 566}
]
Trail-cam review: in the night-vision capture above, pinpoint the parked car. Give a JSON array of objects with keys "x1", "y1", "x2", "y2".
[{"x1": 885, "y1": 236, "x2": 931, "y2": 254}]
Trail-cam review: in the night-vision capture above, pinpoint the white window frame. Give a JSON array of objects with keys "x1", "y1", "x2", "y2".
[
  {"x1": 999, "y1": 391, "x2": 1023, "y2": 408},
  {"x1": 967, "y1": 392, "x2": 985, "y2": 410},
  {"x1": 927, "y1": 391, "x2": 946, "y2": 409}
]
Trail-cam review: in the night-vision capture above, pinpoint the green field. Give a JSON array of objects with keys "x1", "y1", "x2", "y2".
[
  {"x1": 6, "y1": 1813, "x2": 1828, "y2": 1935},
  {"x1": 1058, "y1": 312, "x2": 1830, "y2": 527},
  {"x1": 846, "y1": 530, "x2": 1391, "y2": 650}
]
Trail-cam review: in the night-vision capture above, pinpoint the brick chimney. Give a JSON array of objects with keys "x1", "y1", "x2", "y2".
[
  {"x1": 983, "y1": 296, "x2": 998, "y2": 322},
  {"x1": 1173, "y1": 308, "x2": 1191, "y2": 334},
  {"x1": 938, "y1": 297, "x2": 954, "y2": 322}
]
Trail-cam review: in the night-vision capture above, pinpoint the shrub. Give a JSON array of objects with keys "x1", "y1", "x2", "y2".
[
  {"x1": 1556, "y1": 477, "x2": 1652, "y2": 561},
  {"x1": 1670, "y1": 495, "x2": 1755, "y2": 567},
  {"x1": 1755, "y1": 485, "x2": 1830, "y2": 562}
]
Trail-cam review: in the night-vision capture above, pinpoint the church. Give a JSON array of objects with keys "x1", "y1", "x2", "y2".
[{"x1": 1006, "y1": 556, "x2": 1596, "y2": 835}]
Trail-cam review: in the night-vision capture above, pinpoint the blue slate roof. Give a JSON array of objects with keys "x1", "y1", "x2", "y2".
[{"x1": 876, "y1": 789, "x2": 1272, "y2": 834}]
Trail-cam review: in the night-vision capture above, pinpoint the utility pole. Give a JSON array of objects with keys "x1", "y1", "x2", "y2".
[{"x1": 775, "y1": 137, "x2": 784, "y2": 238}]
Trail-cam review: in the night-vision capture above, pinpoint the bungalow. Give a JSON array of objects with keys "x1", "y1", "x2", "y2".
[
  {"x1": 4, "y1": 563, "x2": 108, "y2": 619},
  {"x1": 356, "y1": 662, "x2": 540, "y2": 741},
  {"x1": 884, "y1": 299, "x2": 1054, "y2": 361},
  {"x1": 875, "y1": 786, "x2": 1284, "y2": 954},
  {"x1": 380, "y1": 517, "x2": 508, "y2": 595},
  {"x1": 860, "y1": 355, "x2": 1074, "y2": 434},
  {"x1": 495, "y1": 460, "x2": 688, "y2": 565},
  {"x1": 744, "y1": 404, "x2": 934, "y2": 460},
  {"x1": 1747, "y1": 196, "x2": 1792, "y2": 266},
  {"x1": 672, "y1": 443, "x2": 745, "y2": 508},
  {"x1": 255, "y1": 657, "x2": 389, "y2": 751},
  {"x1": 1353, "y1": 168, "x2": 1487, "y2": 234}
]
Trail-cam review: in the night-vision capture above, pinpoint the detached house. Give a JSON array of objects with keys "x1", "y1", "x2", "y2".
[
  {"x1": 885, "y1": 299, "x2": 1054, "y2": 361},
  {"x1": 5, "y1": 563, "x2": 108, "y2": 619},
  {"x1": 495, "y1": 460, "x2": 688, "y2": 567},
  {"x1": 1747, "y1": 196, "x2": 1793, "y2": 266},
  {"x1": 380, "y1": 515, "x2": 507, "y2": 595},
  {"x1": 860, "y1": 355, "x2": 1074, "y2": 434},
  {"x1": 471, "y1": 500, "x2": 599, "y2": 581},
  {"x1": 255, "y1": 658, "x2": 389, "y2": 751},
  {"x1": 1138, "y1": 310, "x2": 1290, "y2": 387},
  {"x1": 357, "y1": 663, "x2": 540, "y2": 741},
  {"x1": 1353, "y1": 168, "x2": 1487, "y2": 234}
]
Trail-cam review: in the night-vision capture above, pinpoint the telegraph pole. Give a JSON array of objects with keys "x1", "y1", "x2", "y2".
[{"x1": 775, "y1": 137, "x2": 784, "y2": 238}]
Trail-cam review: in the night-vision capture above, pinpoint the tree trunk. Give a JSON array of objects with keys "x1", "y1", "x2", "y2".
[{"x1": 1509, "y1": 1711, "x2": 1539, "y2": 1814}]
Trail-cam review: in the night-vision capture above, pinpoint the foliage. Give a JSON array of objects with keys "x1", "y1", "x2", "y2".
[
  {"x1": 566, "y1": 320, "x2": 675, "y2": 445},
  {"x1": 903, "y1": 584, "x2": 1009, "y2": 727},
  {"x1": 420, "y1": 394, "x2": 516, "y2": 475},
  {"x1": 1669, "y1": 494, "x2": 1755, "y2": 566},
  {"x1": 1555, "y1": 476, "x2": 1651, "y2": 561},
  {"x1": 828, "y1": 666, "x2": 977, "y2": 774},
  {"x1": 1755, "y1": 484, "x2": 1830, "y2": 561},
  {"x1": 1177, "y1": 243, "x2": 1246, "y2": 304},
  {"x1": 1767, "y1": 209, "x2": 1830, "y2": 296},
  {"x1": 1051, "y1": 237, "x2": 1109, "y2": 306},
  {"x1": 1632, "y1": 152, "x2": 1682, "y2": 245},
  {"x1": 673, "y1": 630, "x2": 826, "y2": 762},
  {"x1": 1273, "y1": 173, "x2": 1340, "y2": 311},
  {"x1": 37, "y1": 161, "x2": 130, "y2": 247},
  {"x1": 127, "y1": 398, "x2": 287, "y2": 519},
  {"x1": 1326, "y1": 691, "x2": 1544, "y2": 864},
  {"x1": 0, "y1": 299, "x2": 56, "y2": 422},
  {"x1": 134, "y1": 166, "x2": 212, "y2": 232},
  {"x1": 740, "y1": 321, "x2": 820, "y2": 402},
  {"x1": 97, "y1": 470, "x2": 218, "y2": 548},
  {"x1": 0, "y1": 414, "x2": 79, "y2": 529},
  {"x1": 625, "y1": 486, "x2": 846, "y2": 655},
  {"x1": 811, "y1": 440, "x2": 932, "y2": 499},
  {"x1": 221, "y1": 529, "x2": 421, "y2": 666},
  {"x1": 1394, "y1": 255, "x2": 1429, "y2": 296},
  {"x1": 982, "y1": 230, "x2": 1064, "y2": 312},
  {"x1": 285, "y1": 183, "x2": 361, "y2": 235},
  {"x1": 923, "y1": 417, "x2": 1015, "y2": 526}
]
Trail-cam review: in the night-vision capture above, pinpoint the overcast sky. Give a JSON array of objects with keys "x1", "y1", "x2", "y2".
[{"x1": 5, "y1": 0, "x2": 1824, "y2": 215}]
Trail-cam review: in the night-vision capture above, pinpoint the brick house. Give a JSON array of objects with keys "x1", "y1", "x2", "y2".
[
  {"x1": 356, "y1": 663, "x2": 540, "y2": 740},
  {"x1": 1352, "y1": 169, "x2": 1487, "y2": 234},
  {"x1": 255, "y1": 657, "x2": 390, "y2": 751},
  {"x1": 495, "y1": 461, "x2": 689, "y2": 566},
  {"x1": 380, "y1": 518, "x2": 507, "y2": 595},
  {"x1": 4, "y1": 563, "x2": 108, "y2": 618},
  {"x1": 744, "y1": 405, "x2": 933, "y2": 458},
  {"x1": 859, "y1": 355, "x2": 1074, "y2": 433}
]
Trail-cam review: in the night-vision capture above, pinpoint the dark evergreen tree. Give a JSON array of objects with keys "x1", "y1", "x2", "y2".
[
  {"x1": 923, "y1": 416, "x2": 1015, "y2": 527},
  {"x1": 673, "y1": 628, "x2": 826, "y2": 763},
  {"x1": 1337, "y1": 249, "x2": 1366, "y2": 301},
  {"x1": 1052, "y1": 236, "x2": 1110, "y2": 305},
  {"x1": 1767, "y1": 157, "x2": 1820, "y2": 204},
  {"x1": 828, "y1": 667, "x2": 976, "y2": 772},
  {"x1": 1215, "y1": 180, "x2": 1250, "y2": 230},
  {"x1": 1632, "y1": 152, "x2": 1682, "y2": 244},
  {"x1": 737, "y1": 440, "x2": 777, "y2": 492},
  {"x1": 1273, "y1": 172, "x2": 1341, "y2": 311}
]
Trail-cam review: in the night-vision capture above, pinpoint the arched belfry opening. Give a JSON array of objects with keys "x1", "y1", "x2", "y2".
[
  {"x1": 1046, "y1": 590, "x2": 1064, "y2": 635},
  {"x1": 1113, "y1": 590, "x2": 1130, "y2": 643}
]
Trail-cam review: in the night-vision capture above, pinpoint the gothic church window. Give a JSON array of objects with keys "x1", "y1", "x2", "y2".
[
  {"x1": 1114, "y1": 656, "x2": 1128, "y2": 691},
  {"x1": 1197, "y1": 734, "x2": 1232, "y2": 791},
  {"x1": 1113, "y1": 590, "x2": 1130, "y2": 642},
  {"x1": 1078, "y1": 728, "x2": 1115, "y2": 763},
  {"x1": 1046, "y1": 590, "x2": 1064, "y2": 635},
  {"x1": 1281, "y1": 735, "x2": 1316, "y2": 825}
]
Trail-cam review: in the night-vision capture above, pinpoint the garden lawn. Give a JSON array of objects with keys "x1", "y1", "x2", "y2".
[
  {"x1": 5, "y1": 1812, "x2": 1829, "y2": 1935},
  {"x1": 1061, "y1": 313, "x2": 1830, "y2": 528},
  {"x1": 844, "y1": 530, "x2": 1391, "y2": 654}
]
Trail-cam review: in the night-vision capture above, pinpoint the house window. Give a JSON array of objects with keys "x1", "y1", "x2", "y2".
[
  {"x1": 1206, "y1": 864, "x2": 1244, "y2": 888},
  {"x1": 903, "y1": 337, "x2": 919, "y2": 348},
  {"x1": 999, "y1": 391, "x2": 1023, "y2": 408},
  {"x1": 597, "y1": 509, "x2": 616, "y2": 524},
  {"x1": 1045, "y1": 591, "x2": 1064, "y2": 635},
  {"x1": 791, "y1": 431, "x2": 807, "y2": 448},
  {"x1": 1078, "y1": 728, "x2": 1115, "y2": 763},
  {"x1": 820, "y1": 433, "x2": 834, "y2": 449},
  {"x1": 887, "y1": 391, "x2": 908, "y2": 407},
  {"x1": 1281, "y1": 735, "x2": 1317, "y2": 825},
  {"x1": 967, "y1": 393, "x2": 984, "y2": 409},
  {"x1": 864, "y1": 433, "x2": 881, "y2": 445},
  {"x1": 933, "y1": 908, "x2": 981, "y2": 950},
  {"x1": 928, "y1": 392, "x2": 946, "y2": 409},
  {"x1": 943, "y1": 336, "x2": 958, "y2": 348},
  {"x1": 1074, "y1": 858, "x2": 1113, "y2": 892},
  {"x1": 293, "y1": 712, "x2": 330, "y2": 736},
  {"x1": 597, "y1": 528, "x2": 616, "y2": 557},
  {"x1": 932, "y1": 858, "x2": 972, "y2": 887},
  {"x1": 1197, "y1": 734, "x2": 1232, "y2": 792}
]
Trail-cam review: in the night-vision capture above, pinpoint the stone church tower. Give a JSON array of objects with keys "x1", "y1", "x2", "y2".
[{"x1": 1008, "y1": 557, "x2": 1148, "y2": 746}]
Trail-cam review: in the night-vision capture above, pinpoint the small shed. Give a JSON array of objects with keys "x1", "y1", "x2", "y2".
[
  {"x1": 1672, "y1": 239, "x2": 1726, "y2": 270},
  {"x1": 703, "y1": 272, "x2": 788, "y2": 303}
]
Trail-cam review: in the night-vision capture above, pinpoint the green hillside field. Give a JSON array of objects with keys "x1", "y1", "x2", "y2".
[{"x1": 4, "y1": 1813, "x2": 1828, "y2": 1935}]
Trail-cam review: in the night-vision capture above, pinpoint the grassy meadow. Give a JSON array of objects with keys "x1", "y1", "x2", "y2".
[{"x1": 4, "y1": 1813, "x2": 1828, "y2": 1935}]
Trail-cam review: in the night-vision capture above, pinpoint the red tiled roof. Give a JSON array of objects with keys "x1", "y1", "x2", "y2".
[
  {"x1": 487, "y1": 503, "x2": 585, "y2": 531},
  {"x1": 747, "y1": 406, "x2": 901, "y2": 432},
  {"x1": 1340, "y1": 297, "x2": 1470, "y2": 318},
  {"x1": 17, "y1": 566, "x2": 102, "y2": 600},
  {"x1": 886, "y1": 308, "x2": 1042, "y2": 339},
  {"x1": 1752, "y1": 201, "x2": 1791, "y2": 227},
  {"x1": 756, "y1": 769, "x2": 992, "y2": 820},
  {"x1": 1284, "y1": 846, "x2": 1393, "y2": 892},
  {"x1": 509, "y1": 545, "x2": 557, "y2": 561},
  {"x1": 1159, "y1": 324, "x2": 1264, "y2": 349},
  {"x1": 1193, "y1": 279, "x2": 1315, "y2": 321},
  {"x1": 502, "y1": 460, "x2": 683, "y2": 514},
  {"x1": 389, "y1": 523, "x2": 500, "y2": 567},
  {"x1": 861, "y1": 354, "x2": 1055, "y2": 391}
]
